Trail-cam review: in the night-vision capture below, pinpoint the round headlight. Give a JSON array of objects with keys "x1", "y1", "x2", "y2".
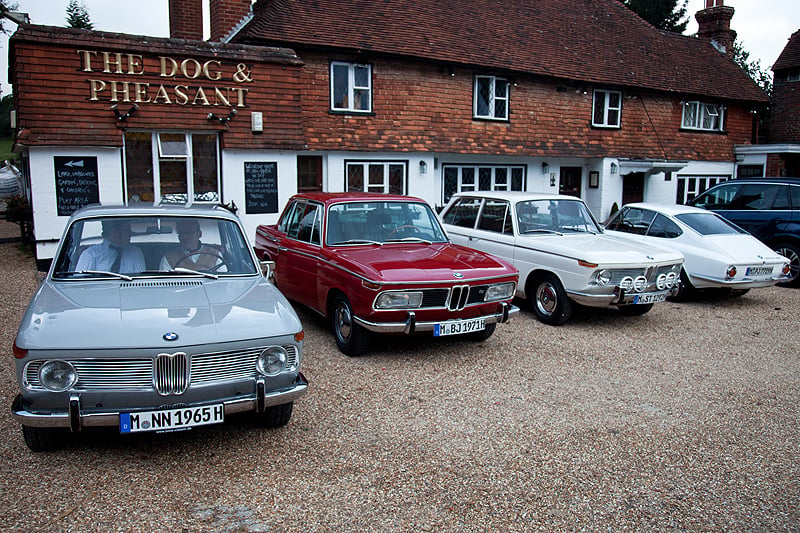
[
  {"x1": 39, "y1": 360, "x2": 77, "y2": 392},
  {"x1": 596, "y1": 270, "x2": 612, "y2": 286},
  {"x1": 257, "y1": 346, "x2": 288, "y2": 376},
  {"x1": 619, "y1": 276, "x2": 634, "y2": 291},
  {"x1": 633, "y1": 276, "x2": 648, "y2": 292},
  {"x1": 656, "y1": 273, "x2": 667, "y2": 290},
  {"x1": 726, "y1": 265, "x2": 737, "y2": 280}
]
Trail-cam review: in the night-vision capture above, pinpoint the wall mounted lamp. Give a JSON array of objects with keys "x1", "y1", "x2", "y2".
[
  {"x1": 111, "y1": 103, "x2": 138, "y2": 123},
  {"x1": 208, "y1": 108, "x2": 238, "y2": 126},
  {"x1": 610, "y1": 162, "x2": 618, "y2": 174},
  {"x1": 541, "y1": 162, "x2": 550, "y2": 175},
  {"x1": 419, "y1": 160, "x2": 428, "y2": 174}
]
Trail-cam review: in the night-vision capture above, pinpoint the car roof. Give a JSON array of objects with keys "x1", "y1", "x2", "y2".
[
  {"x1": 450, "y1": 191, "x2": 583, "y2": 202},
  {"x1": 67, "y1": 203, "x2": 242, "y2": 222},
  {"x1": 290, "y1": 192, "x2": 429, "y2": 206},
  {"x1": 620, "y1": 203, "x2": 713, "y2": 217},
  {"x1": 709, "y1": 178, "x2": 800, "y2": 186}
]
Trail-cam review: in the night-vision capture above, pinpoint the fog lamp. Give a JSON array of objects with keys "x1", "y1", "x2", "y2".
[
  {"x1": 633, "y1": 276, "x2": 648, "y2": 292},
  {"x1": 257, "y1": 346, "x2": 288, "y2": 376},
  {"x1": 619, "y1": 276, "x2": 634, "y2": 291},
  {"x1": 656, "y1": 273, "x2": 667, "y2": 290},
  {"x1": 665, "y1": 272, "x2": 678, "y2": 288},
  {"x1": 39, "y1": 360, "x2": 78, "y2": 392}
]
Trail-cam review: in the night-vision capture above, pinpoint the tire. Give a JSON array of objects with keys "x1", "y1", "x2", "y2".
[
  {"x1": 259, "y1": 403, "x2": 293, "y2": 428},
  {"x1": 669, "y1": 268, "x2": 696, "y2": 302},
  {"x1": 775, "y1": 243, "x2": 800, "y2": 288},
  {"x1": 618, "y1": 303, "x2": 654, "y2": 316},
  {"x1": 22, "y1": 425, "x2": 64, "y2": 453},
  {"x1": 331, "y1": 294, "x2": 370, "y2": 356},
  {"x1": 464, "y1": 322, "x2": 496, "y2": 342},
  {"x1": 530, "y1": 273, "x2": 572, "y2": 326}
]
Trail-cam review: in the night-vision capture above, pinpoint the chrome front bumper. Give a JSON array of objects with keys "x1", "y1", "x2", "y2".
[
  {"x1": 11, "y1": 373, "x2": 308, "y2": 430},
  {"x1": 354, "y1": 302, "x2": 519, "y2": 334},
  {"x1": 569, "y1": 286, "x2": 679, "y2": 307}
]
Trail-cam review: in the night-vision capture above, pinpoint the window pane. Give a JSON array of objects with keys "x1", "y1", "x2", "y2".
[
  {"x1": 354, "y1": 65, "x2": 369, "y2": 88},
  {"x1": 389, "y1": 164, "x2": 404, "y2": 195},
  {"x1": 608, "y1": 109, "x2": 619, "y2": 126},
  {"x1": 609, "y1": 92, "x2": 620, "y2": 108},
  {"x1": 332, "y1": 64, "x2": 349, "y2": 109},
  {"x1": 494, "y1": 97, "x2": 507, "y2": 119},
  {"x1": 462, "y1": 167, "x2": 475, "y2": 186},
  {"x1": 192, "y1": 133, "x2": 218, "y2": 202},
  {"x1": 354, "y1": 88, "x2": 369, "y2": 111},
  {"x1": 479, "y1": 168, "x2": 492, "y2": 190},
  {"x1": 347, "y1": 164, "x2": 364, "y2": 191},
  {"x1": 495, "y1": 167, "x2": 507, "y2": 186},
  {"x1": 444, "y1": 168, "x2": 458, "y2": 203},
  {"x1": 476, "y1": 78, "x2": 491, "y2": 116},
  {"x1": 511, "y1": 168, "x2": 524, "y2": 190},
  {"x1": 368, "y1": 164, "x2": 384, "y2": 185},
  {"x1": 593, "y1": 92, "x2": 605, "y2": 124},
  {"x1": 158, "y1": 133, "x2": 188, "y2": 157},
  {"x1": 125, "y1": 132, "x2": 154, "y2": 203},
  {"x1": 159, "y1": 159, "x2": 188, "y2": 204}
]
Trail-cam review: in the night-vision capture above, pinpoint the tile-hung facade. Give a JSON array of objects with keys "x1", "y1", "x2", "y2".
[
  {"x1": 229, "y1": 0, "x2": 768, "y2": 211},
  {"x1": 10, "y1": 26, "x2": 304, "y2": 263}
]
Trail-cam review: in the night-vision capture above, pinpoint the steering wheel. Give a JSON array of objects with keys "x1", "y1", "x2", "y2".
[
  {"x1": 174, "y1": 251, "x2": 228, "y2": 272},
  {"x1": 387, "y1": 225, "x2": 423, "y2": 239}
]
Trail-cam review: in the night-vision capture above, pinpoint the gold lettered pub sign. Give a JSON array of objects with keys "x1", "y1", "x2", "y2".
[{"x1": 76, "y1": 50, "x2": 253, "y2": 108}]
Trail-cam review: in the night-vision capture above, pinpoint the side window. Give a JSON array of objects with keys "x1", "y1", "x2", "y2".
[
  {"x1": 647, "y1": 214, "x2": 682, "y2": 238},
  {"x1": 477, "y1": 200, "x2": 512, "y2": 234},
  {"x1": 791, "y1": 185, "x2": 800, "y2": 209},
  {"x1": 772, "y1": 185, "x2": 791, "y2": 209},
  {"x1": 442, "y1": 198, "x2": 481, "y2": 229},
  {"x1": 291, "y1": 203, "x2": 322, "y2": 244},
  {"x1": 694, "y1": 184, "x2": 740, "y2": 209},
  {"x1": 613, "y1": 208, "x2": 655, "y2": 235},
  {"x1": 278, "y1": 201, "x2": 301, "y2": 234},
  {"x1": 731, "y1": 184, "x2": 782, "y2": 210}
]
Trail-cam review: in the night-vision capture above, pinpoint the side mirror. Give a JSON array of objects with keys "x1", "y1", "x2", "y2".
[{"x1": 260, "y1": 260, "x2": 276, "y2": 280}]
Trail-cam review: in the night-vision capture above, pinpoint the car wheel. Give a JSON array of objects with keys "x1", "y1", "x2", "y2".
[
  {"x1": 530, "y1": 273, "x2": 572, "y2": 326},
  {"x1": 259, "y1": 402, "x2": 293, "y2": 428},
  {"x1": 775, "y1": 243, "x2": 800, "y2": 288},
  {"x1": 669, "y1": 268, "x2": 696, "y2": 302},
  {"x1": 331, "y1": 294, "x2": 370, "y2": 356},
  {"x1": 464, "y1": 322, "x2": 496, "y2": 342},
  {"x1": 22, "y1": 425, "x2": 64, "y2": 453},
  {"x1": 618, "y1": 303, "x2": 654, "y2": 316}
]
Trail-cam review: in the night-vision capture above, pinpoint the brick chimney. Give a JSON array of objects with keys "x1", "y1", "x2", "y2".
[
  {"x1": 695, "y1": 0, "x2": 736, "y2": 56},
  {"x1": 169, "y1": 0, "x2": 203, "y2": 40},
  {"x1": 210, "y1": 0, "x2": 252, "y2": 42}
]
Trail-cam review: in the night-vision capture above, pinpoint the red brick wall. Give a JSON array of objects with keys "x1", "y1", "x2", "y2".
[
  {"x1": 769, "y1": 79, "x2": 800, "y2": 143},
  {"x1": 209, "y1": 0, "x2": 251, "y2": 42},
  {"x1": 298, "y1": 52, "x2": 755, "y2": 161},
  {"x1": 169, "y1": 0, "x2": 203, "y2": 40},
  {"x1": 11, "y1": 29, "x2": 305, "y2": 151}
]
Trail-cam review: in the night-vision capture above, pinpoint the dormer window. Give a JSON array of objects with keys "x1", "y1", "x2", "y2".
[
  {"x1": 682, "y1": 101, "x2": 725, "y2": 132},
  {"x1": 474, "y1": 76, "x2": 509, "y2": 120},
  {"x1": 592, "y1": 89, "x2": 622, "y2": 128},
  {"x1": 330, "y1": 62, "x2": 372, "y2": 113}
]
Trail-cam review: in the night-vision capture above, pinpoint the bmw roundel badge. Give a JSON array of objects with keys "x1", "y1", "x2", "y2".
[
  {"x1": 454, "y1": 272, "x2": 464, "y2": 278},
  {"x1": 163, "y1": 332, "x2": 179, "y2": 341}
]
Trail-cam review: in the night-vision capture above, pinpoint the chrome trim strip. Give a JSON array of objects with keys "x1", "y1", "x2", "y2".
[{"x1": 11, "y1": 374, "x2": 309, "y2": 429}]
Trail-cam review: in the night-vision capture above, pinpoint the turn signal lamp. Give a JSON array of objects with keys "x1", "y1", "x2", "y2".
[{"x1": 13, "y1": 339, "x2": 27, "y2": 359}]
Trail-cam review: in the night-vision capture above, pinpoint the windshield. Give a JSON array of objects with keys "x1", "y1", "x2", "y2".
[
  {"x1": 327, "y1": 201, "x2": 448, "y2": 245},
  {"x1": 52, "y1": 214, "x2": 259, "y2": 279},
  {"x1": 675, "y1": 213, "x2": 745, "y2": 236},
  {"x1": 516, "y1": 199, "x2": 601, "y2": 234}
]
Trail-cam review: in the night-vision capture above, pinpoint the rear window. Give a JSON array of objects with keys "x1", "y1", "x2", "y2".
[{"x1": 676, "y1": 213, "x2": 744, "y2": 235}]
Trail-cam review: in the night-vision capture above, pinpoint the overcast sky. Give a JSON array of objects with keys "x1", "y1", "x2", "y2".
[{"x1": 0, "y1": 0, "x2": 798, "y2": 96}]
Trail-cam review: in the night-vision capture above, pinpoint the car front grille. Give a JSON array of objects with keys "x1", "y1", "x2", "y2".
[
  {"x1": 415, "y1": 284, "x2": 498, "y2": 310},
  {"x1": 606, "y1": 264, "x2": 681, "y2": 292},
  {"x1": 23, "y1": 345, "x2": 299, "y2": 393}
]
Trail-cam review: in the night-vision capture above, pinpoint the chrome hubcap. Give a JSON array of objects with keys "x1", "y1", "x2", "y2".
[{"x1": 536, "y1": 283, "x2": 557, "y2": 316}]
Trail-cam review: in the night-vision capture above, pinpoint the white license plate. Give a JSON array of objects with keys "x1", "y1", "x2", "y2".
[
  {"x1": 434, "y1": 317, "x2": 486, "y2": 336},
  {"x1": 633, "y1": 292, "x2": 667, "y2": 305},
  {"x1": 746, "y1": 266, "x2": 772, "y2": 277},
  {"x1": 120, "y1": 404, "x2": 224, "y2": 434}
]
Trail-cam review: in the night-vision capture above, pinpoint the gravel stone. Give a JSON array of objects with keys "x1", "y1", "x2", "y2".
[{"x1": 0, "y1": 218, "x2": 798, "y2": 531}]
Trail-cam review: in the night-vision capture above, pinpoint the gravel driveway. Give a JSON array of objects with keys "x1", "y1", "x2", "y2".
[{"x1": 1, "y1": 219, "x2": 798, "y2": 532}]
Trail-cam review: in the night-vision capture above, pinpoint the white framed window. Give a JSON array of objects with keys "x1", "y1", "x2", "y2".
[
  {"x1": 682, "y1": 101, "x2": 725, "y2": 132},
  {"x1": 345, "y1": 161, "x2": 406, "y2": 195},
  {"x1": 442, "y1": 165, "x2": 526, "y2": 204},
  {"x1": 474, "y1": 76, "x2": 509, "y2": 120},
  {"x1": 124, "y1": 131, "x2": 219, "y2": 204},
  {"x1": 330, "y1": 62, "x2": 372, "y2": 112},
  {"x1": 676, "y1": 175, "x2": 730, "y2": 204},
  {"x1": 592, "y1": 89, "x2": 622, "y2": 128}
]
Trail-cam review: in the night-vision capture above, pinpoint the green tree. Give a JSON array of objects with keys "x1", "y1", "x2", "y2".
[
  {"x1": 623, "y1": 0, "x2": 689, "y2": 34},
  {"x1": 0, "y1": 1, "x2": 20, "y2": 34},
  {"x1": 732, "y1": 40, "x2": 772, "y2": 96},
  {"x1": 66, "y1": 0, "x2": 93, "y2": 29}
]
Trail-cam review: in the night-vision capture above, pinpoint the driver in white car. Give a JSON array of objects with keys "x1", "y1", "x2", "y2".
[{"x1": 160, "y1": 219, "x2": 226, "y2": 272}]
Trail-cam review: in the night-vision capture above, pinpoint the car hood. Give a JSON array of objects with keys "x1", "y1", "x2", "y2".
[
  {"x1": 16, "y1": 277, "x2": 302, "y2": 350},
  {"x1": 689, "y1": 234, "x2": 787, "y2": 264},
  {"x1": 328, "y1": 243, "x2": 517, "y2": 283},
  {"x1": 522, "y1": 233, "x2": 684, "y2": 265}
]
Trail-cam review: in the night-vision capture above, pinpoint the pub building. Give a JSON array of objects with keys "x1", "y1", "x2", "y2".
[
  {"x1": 7, "y1": 0, "x2": 770, "y2": 268},
  {"x1": 9, "y1": 23, "x2": 305, "y2": 267}
]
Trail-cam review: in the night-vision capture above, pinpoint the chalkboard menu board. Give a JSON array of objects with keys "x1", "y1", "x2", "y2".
[
  {"x1": 54, "y1": 156, "x2": 99, "y2": 216},
  {"x1": 244, "y1": 162, "x2": 278, "y2": 214}
]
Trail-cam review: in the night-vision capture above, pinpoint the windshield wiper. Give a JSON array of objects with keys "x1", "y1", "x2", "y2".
[
  {"x1": 521, "y1": 229, "x2": 563, "y2": 236},
  {"x1": 330, "y1": 239, "x2": 384, "y2": 246},
  {"x1": 385, "y1": 237, "x2": 433, "y2": 244},
  {"x1": 59, "y1": 270, "x2": 134, "y2": 281},
  {"x1": 171, "y1": 267, "x2": 219, "y2": 280}
]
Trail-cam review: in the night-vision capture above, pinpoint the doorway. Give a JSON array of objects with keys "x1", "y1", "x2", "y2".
[
  {"x1": 559, "y1": 167, "x2": 582, "y2": 197},
  {"x1": 622, "y1": 172, "x2": 645, "y2": 205}
]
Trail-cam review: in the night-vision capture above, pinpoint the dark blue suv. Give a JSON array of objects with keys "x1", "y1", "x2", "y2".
[{"x1": 690, "y1": 178, "x2": 800, "y2": 287}]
